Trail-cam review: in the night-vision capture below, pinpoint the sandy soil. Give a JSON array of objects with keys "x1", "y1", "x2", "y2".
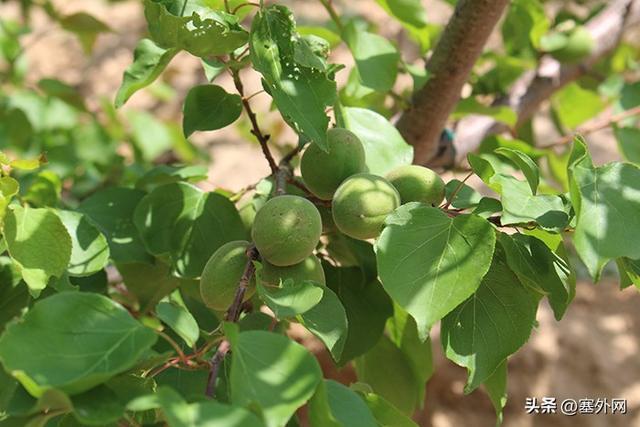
[{"x1": 2, "y1": 0, "x2": 639, "y2": 426}]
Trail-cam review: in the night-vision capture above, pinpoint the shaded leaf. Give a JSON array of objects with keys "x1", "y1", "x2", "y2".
[
  {"x1": 0, "y1": 293, "x2": 157, "y2": 396},
  {"x1": 57, "y1": 210, "x2": 110, "y2": 277},
  {"x1": 115, "y1": 38, "x2": 179, "y2": 108},
  {"x1": 4, "y1": 206, "x2": 71, "y2": 296},
  {"x1": 441, "y1": 253, "x2": 537, "y2": 392},
  {"x1": 568, "y1": 137, "x2": 640, "y2": 280},
  {"x1": 183, "y1": 85, "x2": 242, "y2": 137},
  {"x1": 376, "y1": 204, "x2": 496, "y2": 337},
  {"x1": 227, "y1": 326, "x2": 322, "y2": 427}
]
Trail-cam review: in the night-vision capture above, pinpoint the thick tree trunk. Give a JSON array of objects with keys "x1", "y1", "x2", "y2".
[
  {"x1": 448, "y1": 0, "x2": 640, "y2": 167},
  {"x1": 396, "y1": 0, "x2": 510, "y2": 165}
]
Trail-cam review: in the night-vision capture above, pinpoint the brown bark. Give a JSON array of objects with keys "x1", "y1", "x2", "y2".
[
  {"x1": 396, "y1": 0, "x2": 510, "y2": 165},
  {"x1": 448, "y1": 0, "x2": 640, "y2": 167}
]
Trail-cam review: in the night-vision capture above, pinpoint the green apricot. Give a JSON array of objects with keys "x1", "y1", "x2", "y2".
[
  {"x1": 332, "y1": 173, "x2": 401, "y2": 240},
  {"x1": 260, "y1": 255, "x2": 326, "y2": 287},
  {"x1": 300, "y1": 128, "x2": 367, "y2": 200},
  {"x1": 550, "y1": 26, "x2": 593, "y2": 63},
  {"x1": 200, "y1": 240, "x2": 255, "y2": 311},
  {"x1": 386, "y1": 164, "x2": 445, "y2": 206},
  {"x1": 251, "y1": 195, "x2": 322, "y2": 266}
]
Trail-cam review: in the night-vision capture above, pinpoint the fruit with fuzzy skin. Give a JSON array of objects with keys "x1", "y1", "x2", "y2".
[
  {"x1": 386, "y1": 164, "x2": 445, "y2": 206},
  {"x1": 550, "y1": 26, "x2": 593, "y2": 63},
  {"x1": 251, "y1": 195, "x2": 322, "y2": 266},
  {"x1": 332, "y1": 173, "x2": 401, "y2": 240},
  {"x1": 300, "y1": 128, "x2": 367, "y2": 200},
  {"x1": 260, "y1": 255, "x2": 326, "y2": 287},
  {"x1": 200, "y1": 240, "x2": 255, "y2": 311}
]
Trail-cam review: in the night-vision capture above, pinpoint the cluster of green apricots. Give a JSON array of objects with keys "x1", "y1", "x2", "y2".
[{"x1": 200, "y1": 128, "x2": 445, "y2": 311}]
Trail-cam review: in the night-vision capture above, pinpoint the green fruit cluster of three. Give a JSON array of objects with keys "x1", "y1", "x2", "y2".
[{"x1": 200, "y1": 195, "x2": 324, "y2": 311}]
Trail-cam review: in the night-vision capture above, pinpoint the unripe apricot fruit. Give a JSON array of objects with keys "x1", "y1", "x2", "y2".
[
  {"x1": 300, "y1": 128, "x2": 367, "y2": 200},
  {"x1": 251, "y1": 195, "x2": 322, "y2": 266},
  {"x1": 386, "y1": 164, "x2": 445, "y2": 206},
  {"x1": 200, "y1": 240, "x2": 255, "y2": 311},
  {"x1": 332, "y1": 173, "x2": 401, "y2": 240},
  {"x1": 260, "y1": 255, "x2": 326, "y2": 287}
]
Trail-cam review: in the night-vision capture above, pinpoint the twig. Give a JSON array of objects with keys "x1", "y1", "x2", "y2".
[
  {"x1": 442, "y1": 171, "x2": 474, "y2": 209},
  {"x1": 318, "y1": 0, "x2": 344, "y2": 33},
  {"x1": 205, "y1": 340, "x2": 230, "y2": 397},
  {"x1": 205, "y1": 246, "x2": 259, "y2": 397},
  {"x1": 280, "y1": 145, "x2": 302, "y2": 165},
  {"x1": 275, "y1": 168, "x2": 291, "y2": 196},
  {"x1": 232, "y1": 2, "x2": 260, "y2": 14},
  {"x1": 545, "y1": 105, "x2": 640, "y2": 147},
  {"x1": 157, "y1": 331, "x2": 189, "y2": 365},
  {"x1": 231, "y1": 69, "x2": 279, "y2": 174}
]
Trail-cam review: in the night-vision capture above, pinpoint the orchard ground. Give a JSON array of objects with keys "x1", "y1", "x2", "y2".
[{"x1": 2, "y1": 0, "x2": 639, "y2": 425}]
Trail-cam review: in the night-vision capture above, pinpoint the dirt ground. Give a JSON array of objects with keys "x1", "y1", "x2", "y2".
[{"x1": 2, "y1": 0, "x2": 640, "y2": 426}]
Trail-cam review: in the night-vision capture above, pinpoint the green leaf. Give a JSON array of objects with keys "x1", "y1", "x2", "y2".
[
  {"x1": 57, "y1": 210, "x2": 110, "y2": 277},
  {"x1": 59, "y1": 12, "x2": 111, "y2": 53},
  {"x1": 552, "y1": 83, "x2": 606, "y2": 129},
  {"x1": 483, "y1": 360, "x2": 507, "y2": 425},
  {"x1": 133, "y1": 182, "x2": 246, "y2": 278},
  {"x1": 495, "y1": 148, "x2": 540, "y2": 194},
  {"x1": 617, "y1": 257, "x2": 640, "y2": 289},
  {"x1": 38, "y1": 78, "x2": 87, "y2": 111},
  {"x1": 257, "y1": 280, "x2": 324, "y2": 319},
  {"x1": 309, "y1": 380, "x2": 378, "y2": 427},
  {"x1": 568, "y1": 137, "x2": 640, "y2": 280},
  {"x1": 127, "y1": 110, "x2": 175, "y2": 162},
  {"x1": 144, "y1": 0, "x2": 248, "y2": 57},
  {"x1": 355, "y1": 335, "x2": 419, "y2": 415},
  {"x1": 129, "y1": 386, "x2": 264, "y2": 427},
  {"x1": 0, "y1": 293, "x2": 157, "y2": 396},
  {"x1": 444, "y1": 179, "x2": 482, "y2": 209},
  {"x1": 156, "y1": 301, "x2": 199, "y2": 348},
  {"x1": 324, "y1": 263, "x2": 393, "y2": 364},
  {"x1": 70, "y1": 384, "x2": 124, "y2": 426},
  {"x1": 375, "y1": 0, "x2": 427, "y2": 29},
  {"x1": 344, "y1": 23, "x2": 399, "y2": 92},
  {"x1": 361, "y1": 392, "x2": 417, "y2": 427},
  {"x1": 250, "y1": 5, "x2": 336, "y2": 148},
  {"x1": 498, "y1": 232, "x2": 573, "y2": 320},
  {"x1": 118, "y1": 261, "x2": 184, "y2": 314},
  {"x1": 376, "y1": 204, "x2": 496, "y2": 337},
  {"x1": 502, "y1": 0, "x2": 549, "y2": 52},
  {"x1": 386, "y1": 305, "x2": 433, "y2": 405},
  {"x1": 0, "y1": 257, "x2": 28, "y2": 333},
  {"x1": 228, "y1": 327, "x2": 322, "y2": 427},
  {"x1": 491, "y1": 174, "x2": 568, "y2": 231},
  {"x1": 22, "y1": 171, "x2": 61, "y2": 208},
  {"x1": 182, "y1": 85, "x2": 242, "y2": 137},
  {"x1": 298, "y1": 285, "x2": 348, "y2": 362},
  {"x1": 441, "y1": 252, "x2": 537, "y2": 392},
  {"x1": 136, "y1": 165, "x2": 209, "y2": 191},
  {"x1": 78, "y1": 187, "x2": 152, "y2": 264},
  {"x1": 115, "y1": 38, "x2": 179, "y2": 108},
  {"x1": 4, "y1": 206, "x2": 72, "y2": 296},
  {"x1": 615, "y1": 127, "x2": 640, "y2": 164},
  {"x1": 452, "y1": 97, "x2": 517, "y2": 127},
  {"x1": 336, "y1": 106, "x2": 413, "y2": 176}
]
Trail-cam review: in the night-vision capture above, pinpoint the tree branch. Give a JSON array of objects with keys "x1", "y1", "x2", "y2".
[
  {"x1": 231, "y1": 68, "x2": 279, "y2": 174},
  {"x1": 396, "y1": 0, "x2": 511, "y2": 165},
  {"x1": 205, "y1": 245, "x2": 259, "y2": 397},
  {"x1": 445, "y1": 0, "x2": 640, "y2": 167}
]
